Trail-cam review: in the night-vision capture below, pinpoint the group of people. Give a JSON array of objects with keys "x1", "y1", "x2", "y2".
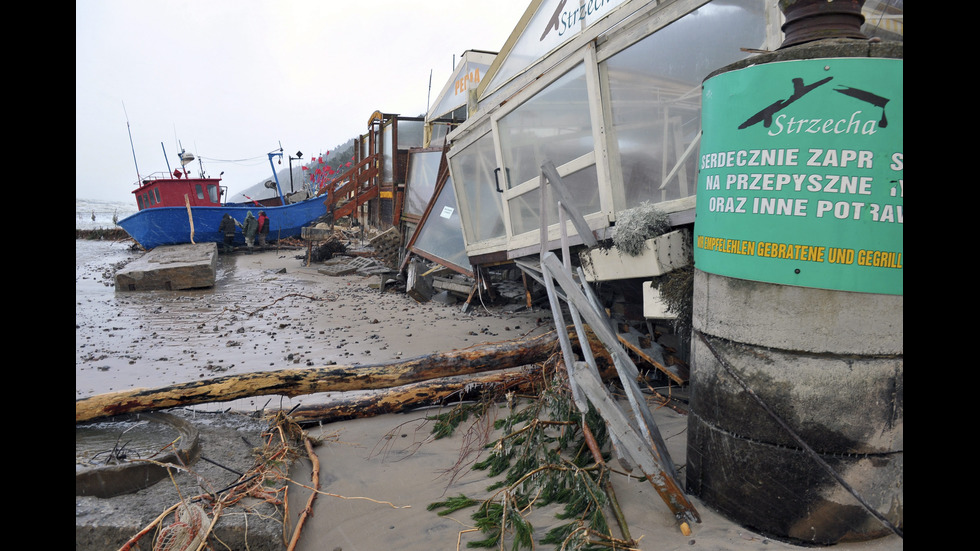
[{"x1": 219, "y1": 210, "x2": 270, "y2": 254}]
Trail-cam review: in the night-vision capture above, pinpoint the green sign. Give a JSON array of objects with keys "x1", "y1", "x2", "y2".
[{"x1": 694, "y1": 58, "x2": 903, "y2": 295}]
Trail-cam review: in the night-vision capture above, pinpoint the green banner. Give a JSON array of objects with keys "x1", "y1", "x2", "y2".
[{"x1": 694, "y1": 58, "x2": 903, "y2": 295}]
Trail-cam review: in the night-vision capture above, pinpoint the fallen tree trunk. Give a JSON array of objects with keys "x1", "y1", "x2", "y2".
[
  {"x1": 76, "y1": 328, "x2": 612, "y2": 423},
  {"x1": 288, "y1": 366, "x2": 543, "y2": 426}
]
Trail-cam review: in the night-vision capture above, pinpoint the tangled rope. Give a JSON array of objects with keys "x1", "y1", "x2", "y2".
[{"x1": 153, "y1": 503, "x2": 209, "y2": 551}]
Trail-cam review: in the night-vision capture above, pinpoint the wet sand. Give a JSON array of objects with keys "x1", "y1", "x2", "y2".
[
  {"x1": 76, "y1": 239, "x2": 551, "y2": 413},
  {"x1": 75, "y1": 239, "x2": 903, "y2": 550}
]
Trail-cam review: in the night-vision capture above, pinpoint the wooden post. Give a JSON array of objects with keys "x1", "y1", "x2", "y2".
[{"x1": 184, "y1": 194, "x2": 195, "y2": 244}]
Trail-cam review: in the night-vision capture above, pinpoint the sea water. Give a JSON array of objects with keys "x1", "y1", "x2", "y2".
[{"x1": 76, "y1": 198, "x2": 138, "y2": 231}]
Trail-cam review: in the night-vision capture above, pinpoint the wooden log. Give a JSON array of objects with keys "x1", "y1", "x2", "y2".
[
  {"x1": 76, "y1": 329, "x2": 614, "y2": 423},
  {"x1": 288, "y1": 366, "x2": 543, "y2": 425}
]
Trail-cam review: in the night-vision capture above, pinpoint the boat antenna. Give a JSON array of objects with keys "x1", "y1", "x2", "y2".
[
  {"x1": 161, "y1": 142, "x2": 173, "y2": 177},
  {"x1": 192, "y1": 141, "x2": 208, "y2": 178},
  {"x1": 122, "y1": 101, "x2": 141, "y2": 184}
]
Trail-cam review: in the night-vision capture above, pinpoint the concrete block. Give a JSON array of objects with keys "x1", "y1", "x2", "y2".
[{"x1": 114, "y1": 242, "x2": 217, "y2": 291}]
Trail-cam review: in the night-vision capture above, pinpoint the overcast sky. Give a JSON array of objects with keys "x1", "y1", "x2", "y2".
[{"x1": 76, "y1": 0, "x2": 529, "y2": 204}]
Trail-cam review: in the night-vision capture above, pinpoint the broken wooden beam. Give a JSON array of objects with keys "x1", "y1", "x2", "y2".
[{"x1": 432, "y1": 276, "x2": 474, "y2": 295}]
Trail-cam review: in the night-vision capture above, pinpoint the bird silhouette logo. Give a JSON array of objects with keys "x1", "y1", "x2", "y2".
[{"x1": 739, "y1": 76, "x2": 891, "y2": 130}]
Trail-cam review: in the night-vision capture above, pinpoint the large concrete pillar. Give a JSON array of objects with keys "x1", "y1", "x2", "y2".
[{"x1": 686, "y1": 39, "x2": 903, "y2": 544}]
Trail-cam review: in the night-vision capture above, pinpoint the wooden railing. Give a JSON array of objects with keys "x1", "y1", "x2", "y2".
[{"x1": 317, "y1": 153, "x2": 380, "y2": 220}]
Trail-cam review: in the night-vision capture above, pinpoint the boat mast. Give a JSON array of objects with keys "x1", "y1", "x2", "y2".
[
  {"x1": 123, "y1": 101, "x2": 141, "y2": 184},
  {"x1": 267, "y1": 148, "x2": 286, "y2": 205}
]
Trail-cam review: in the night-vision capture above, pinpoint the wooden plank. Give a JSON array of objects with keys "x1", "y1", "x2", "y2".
[
  {"x1": 406, "y1": 259, "x2": 434, "y2": 302},
  {"x1": 617, "y1": 328, "x2": 689, "y2": 385},
  {"x1": 432, "y1": 276, "x2": 474, "y2": 295}
]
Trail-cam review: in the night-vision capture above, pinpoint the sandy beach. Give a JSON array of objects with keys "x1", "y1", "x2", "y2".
[
  {"x1": 76, "y1": 238, "x2": 551, "y2": 413},
  {"x1": 75, "y1": 238, "x2": 902, "y2": 550}
]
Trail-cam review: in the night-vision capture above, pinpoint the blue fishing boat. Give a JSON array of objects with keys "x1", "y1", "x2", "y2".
[{"x1": 118, "y1": 149, "x2": 327, "y2": 250}]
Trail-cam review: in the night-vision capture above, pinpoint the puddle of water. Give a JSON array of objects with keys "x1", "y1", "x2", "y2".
[{"x1": 76, "y1": 418, "x2": 181, "y2": 471}]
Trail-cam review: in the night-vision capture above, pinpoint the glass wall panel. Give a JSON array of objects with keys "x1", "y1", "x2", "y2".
[
  {"x1": 448, "y1": 132, "x2": 505, "y2": 244},
  {"x1": 604, "y1": 0, "x2": 765, "y2": 206},
  {"x1": 404, "y1": 150, "x2": 442, "y2": 217},
  {"x1": 498, "y1": 63, "x2": 593, "y2": 188},
  {"x1": 382, "y1": 122, "x2": 394, "y2": 182},
  {"x1": 507, "y1": 166, "x2": 600, "y2": 236},
  {"x1": 398, "y1": 120, "x2": 425, "y2": 149},
  {"x1": 412, "y1": 174, "x2": 469, "y2": 270},
  {"x1": 861, "y1": 0, "x2": 903, "y2": 42},
  {"x1": 427, "y1": 123, "x2": 451, "y2": 148}
]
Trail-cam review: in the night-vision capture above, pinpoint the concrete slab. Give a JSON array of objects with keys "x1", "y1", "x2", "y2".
[
  {"x1": 115, "y1": 242, "x2": 218, "y2": 291},
  {"x1": 75, "y1": 409, "x2": 283, "y2": 551}
]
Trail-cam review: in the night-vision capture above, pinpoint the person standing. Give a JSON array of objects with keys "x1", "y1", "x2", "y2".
[
  {"x1": 219, "y1": 213, "x2": 237, "y2": 254},
  {"x1": 243, "y1": 211, "x2": 258, "y2": 254},
  {"x1": 257, "y1": 210, "x2": 270, "y2": 249}
]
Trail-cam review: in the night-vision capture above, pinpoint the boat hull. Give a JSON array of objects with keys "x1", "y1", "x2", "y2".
[{"x1": 118, "y1": 198, "x2": 327, "y2": 249}]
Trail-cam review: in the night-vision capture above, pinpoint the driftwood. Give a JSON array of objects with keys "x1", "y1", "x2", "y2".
[
  {"x1": 76, "y1": 329, "x2": 614, "y2": 424},
  {"x1": 288, "y1": 366, "x2": 544, "y2": 425}
]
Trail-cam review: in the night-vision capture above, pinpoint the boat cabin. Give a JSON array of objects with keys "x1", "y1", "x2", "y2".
[{"x1": 133, "y1": 171, "x2": 225, "y2": 211}]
